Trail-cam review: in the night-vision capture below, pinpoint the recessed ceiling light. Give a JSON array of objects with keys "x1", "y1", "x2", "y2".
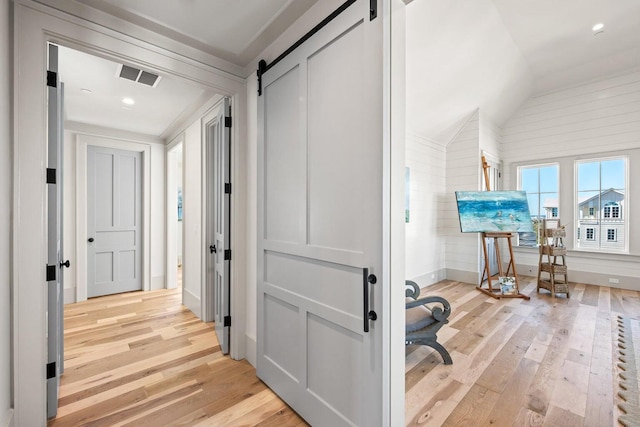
[
  {"x1": 80, "y1": 88, "x2": 92, "y2": 94},
  {"x1": 592, "y1": 23, "x2": 604, "y2": 32},
  {"x1": 122, "y1": 97, "x2": 135, "y2": 105}
]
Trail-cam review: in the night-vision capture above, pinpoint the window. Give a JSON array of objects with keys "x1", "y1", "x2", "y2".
[
  {"x1": 576, "y1": 157, "x2": 626, "y2": 251},
  {"x1": 577, "y1": 228, "x2": 580, "y2": 239},
  {"x1": 518, "y1": 164, "x2": 559, "y2": 246}
]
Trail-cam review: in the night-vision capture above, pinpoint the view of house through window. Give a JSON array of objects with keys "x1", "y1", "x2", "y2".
[
  {"x1": 517, "y1": 164, "x2": 559, "y2": 246},
  {"x1": 576, "y1": 157, "x2": 626, "y2": 252}
]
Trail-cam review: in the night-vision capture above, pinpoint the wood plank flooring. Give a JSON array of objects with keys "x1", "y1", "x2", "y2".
[
  {"x1": 405, "y1": 276, "x2": 640, "y2": 427},
  {"x1": 48, "y1": 285, "x2": 308, "y2": 426},
  {"x1": 48, "y1": 275, "x2": 639, "y2": 426}
]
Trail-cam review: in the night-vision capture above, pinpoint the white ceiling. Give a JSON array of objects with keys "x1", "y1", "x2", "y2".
[
  {"x1": 492, "y1": 0, "x2": 640, "y2": 94},
  {"x1": 58, "y1": 46, "x2": 212, "y2": 137},
  {"x1": 73, "y1": 0, "x2": 318, "y2": 67},
  {"x1": 405, "y1": 0, "x2": 640, "y2": 144},
  {"x1": 53, "y1": 0, "x2": 640, "y2": 142}
]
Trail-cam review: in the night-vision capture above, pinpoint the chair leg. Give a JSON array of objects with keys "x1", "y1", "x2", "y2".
[{"x1": 427, "y1": 341, "x2": 453, "y2": 365}]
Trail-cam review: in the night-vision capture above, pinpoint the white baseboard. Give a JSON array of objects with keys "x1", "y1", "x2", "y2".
[
  {"x1": 182, "y1": 288, "x2": 201, "y2": 319},
  {"x1": 151, "y1": 275, "x2": 165, "y2": 290},
  {"x1": 445, "y1": 268, "x2": 479, "y2": 285},
  {"x1": 517, "y1": 263, "x2": 640, "y2": 291},
  {"x1": 409, "y1": 269, "x2": 447, "y2": 287},
  {"x1": 245, "y1": 334, "x2": 256, "y2": 368},
  {"x1": 3, "y1": 409, "x2": 14, "y2": 427},
  {"x1": 63, "y1": 287, "x2": 76, "y2": 304}
]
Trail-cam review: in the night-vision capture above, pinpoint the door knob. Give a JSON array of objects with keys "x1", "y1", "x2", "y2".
[
  {"x1": 60, "y1": 260, "x2": 70, "y2": 268},
  {"x1": 88, "y1": 237, "x2": 94, "y2": 243},
  {"x1": 210, "y1": 244, "x2": 217, "y2": 254}
]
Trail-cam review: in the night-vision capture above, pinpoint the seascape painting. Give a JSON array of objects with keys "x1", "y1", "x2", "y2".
[{"x1": 455, "y1": 191, "x2": 534, "y2": 233}]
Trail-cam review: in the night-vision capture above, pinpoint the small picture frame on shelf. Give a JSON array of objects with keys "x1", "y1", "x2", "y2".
[{"x1": 499, "y1": 276, "x2": 517, "y2": 295}]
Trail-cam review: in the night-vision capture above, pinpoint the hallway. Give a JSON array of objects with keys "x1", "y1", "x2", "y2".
[{"x1": 48, "y1": 285, "x2": 307, "y2": 426}]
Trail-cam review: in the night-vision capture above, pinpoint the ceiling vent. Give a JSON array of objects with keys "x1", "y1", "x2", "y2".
[{"x1": 117, "y1": 64, "x2": 161, "y2": 88}]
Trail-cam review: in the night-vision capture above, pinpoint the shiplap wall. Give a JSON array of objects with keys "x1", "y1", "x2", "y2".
[
  {"x1": 445, "y1": 112, "x2": 481, "y2": 283},
  {"x1": 502, "y1": 69, "x2": 640, "y2": 290},
  {"x1": 405, "y1": 133, "x2": 447, "y2": 283}
]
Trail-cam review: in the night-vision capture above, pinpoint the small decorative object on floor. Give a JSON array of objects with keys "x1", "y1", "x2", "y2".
[{"x1": 499, "y1": 276, "x2": 517, "y2": 295}]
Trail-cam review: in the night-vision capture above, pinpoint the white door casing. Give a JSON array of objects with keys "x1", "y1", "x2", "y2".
[
  {"x1": 257, "y1": 1, "x2": 387, "y2": 425},
  {"x1": 87, "y1": 146, "x2": 143, "y2": 297}
]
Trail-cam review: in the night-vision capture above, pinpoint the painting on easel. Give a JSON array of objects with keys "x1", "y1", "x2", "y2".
[{"x1": 455, "y1": 190, "x2": 534, "y2": 233}]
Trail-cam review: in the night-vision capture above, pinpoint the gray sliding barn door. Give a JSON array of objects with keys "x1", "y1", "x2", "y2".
[{"x1": 257, "y1": 1, "x2": 385, "y2": 425}]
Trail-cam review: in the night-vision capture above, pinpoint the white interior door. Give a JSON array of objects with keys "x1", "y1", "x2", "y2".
[
  {"x1": 257, "y1": 1, "x2": 385, "y2": 425},
  {"x1": 46, "y1": 43, "x2": 66, "y2": 419},
  {"x1": 87, "y1": 146, "x2": 142, "y2": 297},
  {"x1": 205, "y1": 98, "x2": 231, "y2": 353}
]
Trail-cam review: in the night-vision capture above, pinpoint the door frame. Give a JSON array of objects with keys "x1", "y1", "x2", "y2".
[
  {"x1": 166, "y1": 136, "x2": 184, "y2": 292},
  {"x1": 13, "y1": 2, "x2": 247, "y2": 425},
  {"x1": 78, "y1": 136, "x2": 150, "y2": 301}
]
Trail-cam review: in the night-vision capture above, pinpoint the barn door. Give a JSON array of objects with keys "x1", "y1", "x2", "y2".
[{"x1": 257, "y1": 1, "x2": 385, "y2": 425}]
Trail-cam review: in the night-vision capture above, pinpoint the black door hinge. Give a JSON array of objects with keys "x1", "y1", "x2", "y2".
[
  {"x1": 224, "y1": 249, "x2": 232, "y2": 261},
  {"x1": 46, "y1": 168, "x2": 56, "y2": 184},
  {"x1": 224, "y1": 183, "x2": 232, "y2": 194},
  {"x1": 47, "y1": 71, "x2": 57, "y2": 88},
  {"x1": 224, "y1": 316, "x2": 231, "y2": 327},
  {"x1": 370, "y1": 0, "x2": 377, "y2": 20},
  {"x1": 46, "y1": 265, "x2": 56, "y2": 282},
  {"x1": 46, "y1": 362, "x2": 56, "y2": 379},
  {"x1": 224, "y1": 116, "x2": 232, "y2": 128}
]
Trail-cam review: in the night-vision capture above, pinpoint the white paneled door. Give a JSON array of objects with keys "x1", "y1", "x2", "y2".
[
  {"x1": 87, "y1": 146, "x2": 142, "y2": 297},
  {"x1": 47, "y1": 43, "x2": 66, "y2": 419},
  {"x1": 257, "y1": 1, "x2": 385, "y2": 425},
  {"x1": 205, "y1": 98, "x2": 231, "y2": 353}
]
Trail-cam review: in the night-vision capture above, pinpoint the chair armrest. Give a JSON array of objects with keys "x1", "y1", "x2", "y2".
[
  {"x1": 405, "y1": 280, "x2": 420, "y2": 299},
  {"x1": 405, "y1": 295, "x2": 451, "y2": 323}
]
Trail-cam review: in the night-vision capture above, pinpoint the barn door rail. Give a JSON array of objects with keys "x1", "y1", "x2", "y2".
[{"x1": 257, "y1": 0, "x2": 377, "y2": 95}]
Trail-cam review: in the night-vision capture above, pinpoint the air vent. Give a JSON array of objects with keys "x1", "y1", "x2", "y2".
[{"x1": 117, "y1": 64, "x2": 161, "y2": 87}]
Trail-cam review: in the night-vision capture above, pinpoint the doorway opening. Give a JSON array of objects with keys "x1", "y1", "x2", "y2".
[{"x1": 166, "y1": 141, "x2": 184, "y2": 292}]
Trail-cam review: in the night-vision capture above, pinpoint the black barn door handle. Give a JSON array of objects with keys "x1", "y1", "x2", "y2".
[{"x1": 363, "y1": 268, "x2": 377, "y2": 333}]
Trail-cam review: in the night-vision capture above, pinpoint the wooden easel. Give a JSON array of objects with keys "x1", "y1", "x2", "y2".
[{"x1": 478, "y1": 156, "x2": 530, "y2": 300}]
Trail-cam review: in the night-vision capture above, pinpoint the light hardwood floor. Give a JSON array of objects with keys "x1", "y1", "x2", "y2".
[
  {"x1": 48, "y1": 276, "x2": 638, "y2": 426},
  {"x1": 48, "y1": 285, "x2": 308, "y2": 426},
  {"x1": 405, "y1": 276, "x2": 640, "y2": 426}
]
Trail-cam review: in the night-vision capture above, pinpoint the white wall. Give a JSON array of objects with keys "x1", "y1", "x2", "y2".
[
  {"x1": 62, "y1": 124, "x2": 166, "y2": 302},
  {"x1": 182, "y1": 119, "x2": 203, "y2": 317},
  {"x1": 444, "y1": 112, "x2": 481, "y2": 283},
  {"x1": 244, "y1": 71, "x2": 258, "y2": 366},
  {"x1": 404, "y1": 133, "x2": 446, "y2": 284},
  {"x1": 502, "y1": 69, "x2": 640, "y2": 290},
  {"x1": 0, "y1": 0, "x2": 13, "y2": 424}
]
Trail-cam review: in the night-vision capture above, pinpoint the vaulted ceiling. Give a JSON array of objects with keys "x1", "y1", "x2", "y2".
[{"x1": 43, "y1": 0, "x2": 640, "y2": 142}]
